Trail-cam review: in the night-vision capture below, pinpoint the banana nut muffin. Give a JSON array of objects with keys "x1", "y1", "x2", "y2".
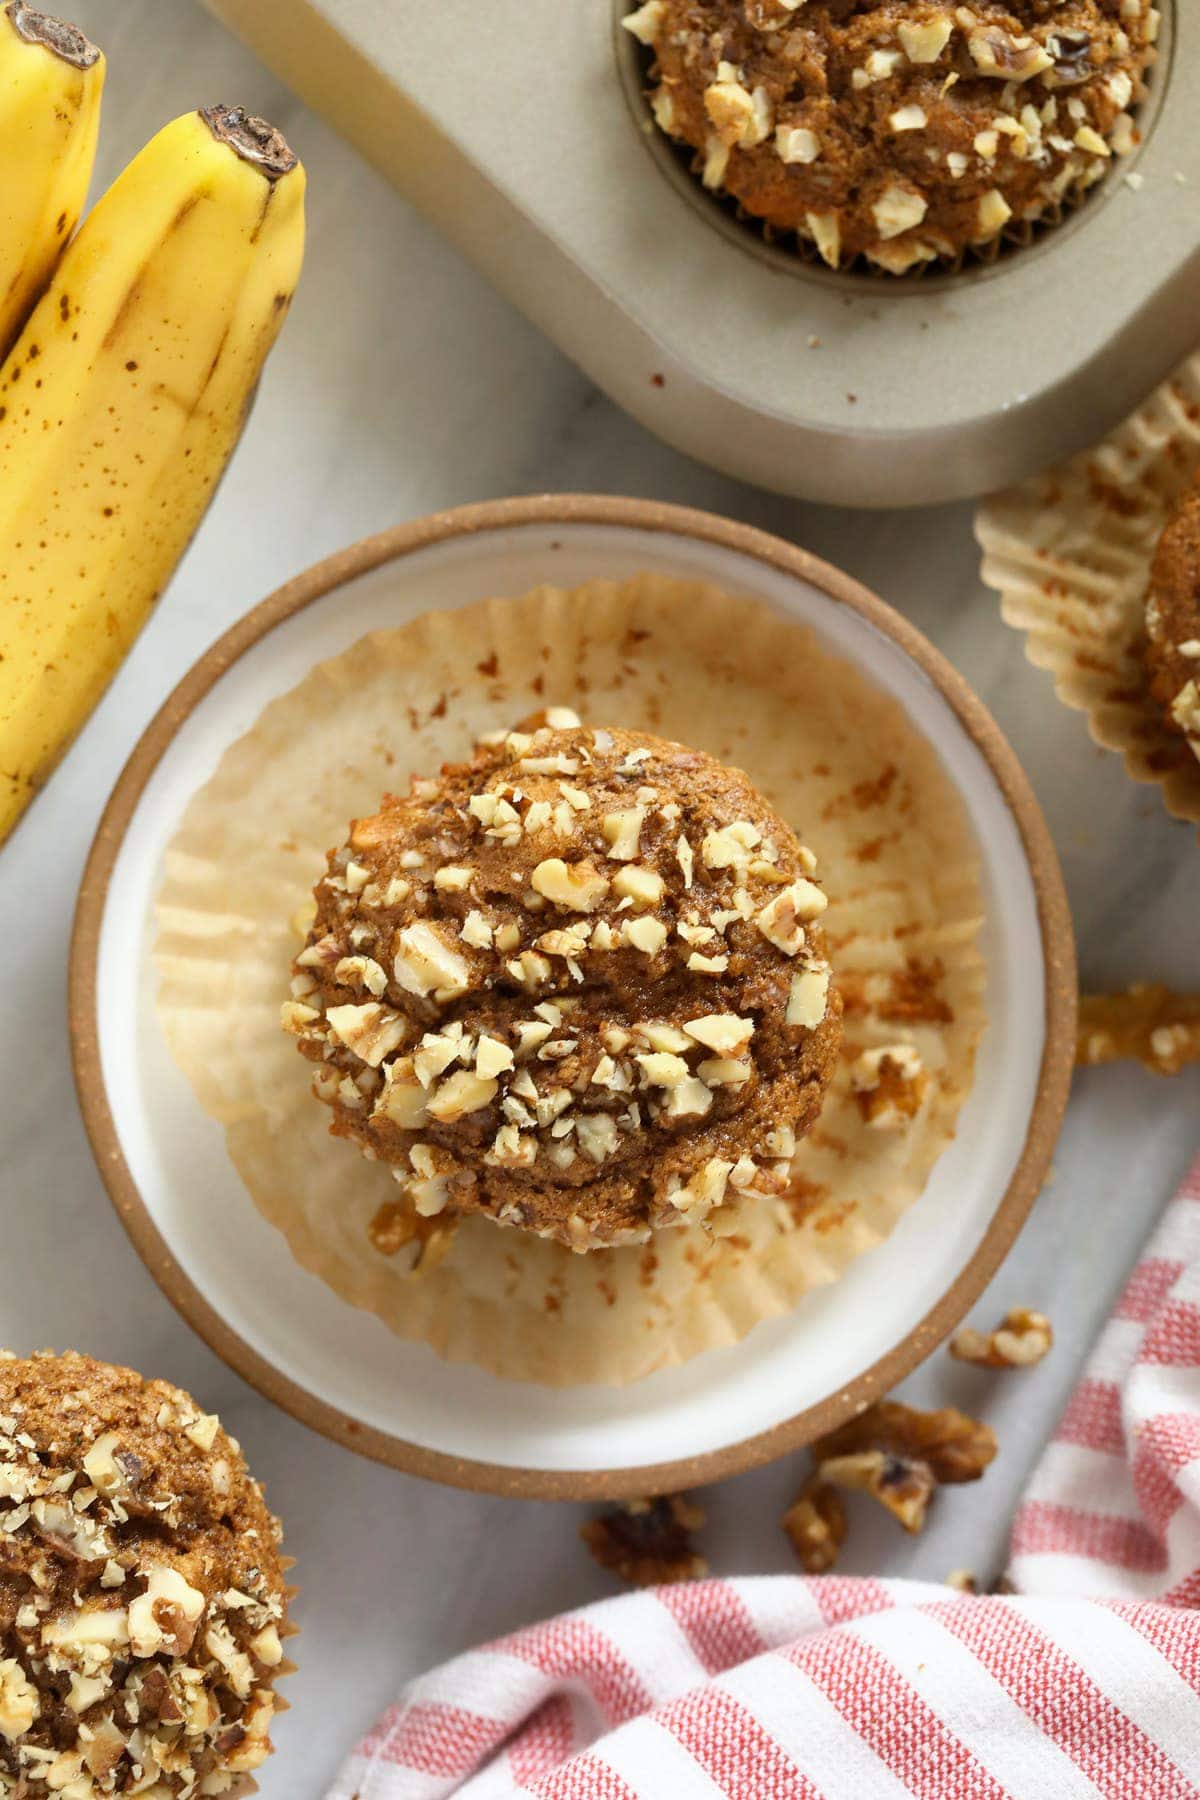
[
  {"x1": 1145, "y1": 478, "x2": 1200, "y2": 765},
  {"x1": 0, "y1": 1352, "x2": 288, "y2": 1799},
  {"x1": 284, "y1": 712, "x2": 843, "y2": 1251},
  {"x1": 624, "y1": 0, "x2": 1158, "y2": 273}
]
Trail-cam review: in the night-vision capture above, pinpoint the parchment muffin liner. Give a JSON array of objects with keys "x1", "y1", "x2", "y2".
[
  {"x1": 976, "y1": 349, "x2": 1200, "y2": 828},
  {"x1": 707, "y1": 163, "x2": 1093, "y2": 280},
  {"x1": 154, "y1": 575, "x2": 986, "y2": 1387}
]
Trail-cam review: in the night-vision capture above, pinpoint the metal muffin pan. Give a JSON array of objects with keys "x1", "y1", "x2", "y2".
[{"x1": 207, "y1": 0, "x2": 1190, "y2": 504}]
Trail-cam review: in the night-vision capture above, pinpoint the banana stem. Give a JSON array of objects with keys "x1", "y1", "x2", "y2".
[
  {"x1": 4, "y1": 0, "x2": 99, "y2": 69},
  {"x1": 199, "y1": 103, "x2": 297, "y2": 181}
]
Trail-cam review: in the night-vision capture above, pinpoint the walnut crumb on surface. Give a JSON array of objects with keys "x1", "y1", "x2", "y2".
[
  {"x1": 781, "y1": 1398, "x2": 997, "y2": 1566},
  {"x1": 781, "y1": 1476, "x2": 846, "y2": 1573},
  {"x1": 815, "y1": 1400, "x2": 996, "y2": 1485},
  {"x1": 1077, "y1": 985, "x2": 1200, "y2": 1077},
  {"x1": 951, "y1": 1307, "x2": 1053, "y2": 1369},
  {"x1": 581, "y1": 1495, "x2": 707, "y2": 1587},
  {"x1": 816, "y1": 1449, "x2": 936, "y2": 1533}
]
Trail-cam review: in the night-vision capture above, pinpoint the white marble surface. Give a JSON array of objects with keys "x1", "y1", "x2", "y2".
[{"x1": 2, "y1": 2, "x2": 1198, "y2": 1793}]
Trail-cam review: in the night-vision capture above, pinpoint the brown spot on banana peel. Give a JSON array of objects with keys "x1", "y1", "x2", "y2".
[
  {"x1": 205, "y1": 324, "x2": 231, "y2": 385},
  {"x1": 249, "y1": 182, "x2": 273, "y2": 248},
  {"x1": 2, "y1": 354, "x2": 239, "y2": 848},
  {"x1": 199, "y1": 104, "x2": 297, "y2": 182},
  {"x1": 5, "y1": 0, "x2": 100, "y2": 68}
]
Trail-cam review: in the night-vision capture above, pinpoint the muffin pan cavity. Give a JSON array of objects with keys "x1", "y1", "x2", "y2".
[
  {"x1": 614, "y1": 2, "x2": 1168, "y2": 294},
  {"x1": 202, "y1": 0, "x2": 1191, "y2": 505}
]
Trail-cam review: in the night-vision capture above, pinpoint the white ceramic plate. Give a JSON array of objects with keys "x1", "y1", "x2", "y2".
[{"x1": 71, "y1": 498, "x2": 1075, "y2": 1497}]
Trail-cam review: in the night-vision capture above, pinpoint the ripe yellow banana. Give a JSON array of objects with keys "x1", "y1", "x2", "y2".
[
  {"x1": 0, "y1": 0, "x2": 104, "y2": 358},
  {"x1": 0, "y1": 104, "x2": 306, "y2": 843}
]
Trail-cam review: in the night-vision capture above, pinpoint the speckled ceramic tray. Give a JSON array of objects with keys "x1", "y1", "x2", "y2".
[
  {"x1": 70, "y1": 498, "x2": 1074, "y2": 1498},
  {"x1": 202, "y1": 0, "x2": 1194, "y2": 507}
]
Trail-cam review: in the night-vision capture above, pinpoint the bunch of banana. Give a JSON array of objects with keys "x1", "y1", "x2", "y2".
[
  {"x1": 0, "y1": 0, "x2": 104, "y2": 358},
  {"x1": 0, "y1": 101, "x2": 306, "y2": 843}
]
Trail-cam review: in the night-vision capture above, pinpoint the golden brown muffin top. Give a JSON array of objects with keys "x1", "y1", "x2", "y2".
[
  {"x1": 286, "y1": 716, "x2": 842, "y2": 1250},
  {"x1": 1146, "y1": 481, "x2": 1200, "y2": 765},
  {"x1": 626, "y1": 0, "x2": 1157, "y2": 272},
  {"x1": 0, "y1": 1352, "x2": 286, "y2": 1798}
]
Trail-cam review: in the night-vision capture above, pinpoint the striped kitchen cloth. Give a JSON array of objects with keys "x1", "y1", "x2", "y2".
[{"x1": 329, "y1": 1152, "x2": 1200, "y2": 1799}]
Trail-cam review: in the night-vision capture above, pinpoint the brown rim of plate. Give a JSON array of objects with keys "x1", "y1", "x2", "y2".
[{"x1": 68, "y1": 494, "x2": 1077, "y2": 1502}]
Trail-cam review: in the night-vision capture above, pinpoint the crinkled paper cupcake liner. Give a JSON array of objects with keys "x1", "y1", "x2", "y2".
[
  {"x1": 977, "y1": 350, "x2": 1200, "y2": 827},
  {"x1": 154, "y1": 575, "x2": 986, "y2": 1386}
]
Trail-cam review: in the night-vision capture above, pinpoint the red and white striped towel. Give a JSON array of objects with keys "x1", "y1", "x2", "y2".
[{"x1": 329, "y1": 1153, "x2": 1200, "y2": 1800}]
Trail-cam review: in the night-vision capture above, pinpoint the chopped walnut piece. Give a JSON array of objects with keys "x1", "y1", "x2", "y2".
[
  {"x1": 128, "y1": 1565, "x2": 205, "y2": 1658},
  {"x1": 899, "y1": 15, "x2": 953, "y2": 62},
  {"x1": 81, "y1": 1716, "x2": 126, "y2": 1778},
  {"x1": 704, "y1": 60, "x2": 772, "y2": 148},
  {"x1": 581, "y1": 1495, "x2": 707, "y2": 1587},
  {"x1": 850, "y1": 1044, "x2": 928, "y2": 1128},
  {"x1": 755, "y1": 879, "x2": 825, "y2": 955},
  {"x1": 951, "y1": 1308, "x2": 1053, "y2": 1369},
  {"x1": 806, "y1": 209, "x2": 841, "y2": 268},
  {"x1": 814, "y1": 1400, "x2": 996, "y2": 1484},
  {"x1": 602, "y1": 808, "x2": 646, "y2": 862},
  {"x1": 0, "y1": 1658, "x2": 38, "y2": 1741},
  {"x1": 531, "y1": 857, "x2": 610, "y2": 912},
  {"x1": 612, "y1": 864, "x2": 665, "y2": 908},
  {"x1": 781, "y1": 1476, "x2": 846, "y2": 1573},
  {"x1": 426, "y1": 1069, "x2": 498, "y2": 1123},
  {"x1": 392, "y1": 923, "x2": 471, "y2": 1001},
  {"x1": 325, "y1": 1002, "x2": 410, "y2": 1067},
  {"x1": 967, "y1": 25, "x2": 1053, "y2": 80},
  {"x1": 946, "y1": 1568, "x2": 978, "y2": 1593},
  {"x1": 367, "y1": 1200, "x2": 457, "y2": 1272},
  {"x1": 872, "y1": 184, "x2": 928, "y2": 239},
  {"x1": 624, "y1": 915, "x2": 668, "y2": 955},
  {"x1": 1077, "y1": 986, "x2": 1200, "y2": 1078},
  {"x1": 818, "y1": 1450, "x2": 935, "y2": 1533},
  {"x1": 786, "y1": 966, "x2": 830, "y2": 1029}
]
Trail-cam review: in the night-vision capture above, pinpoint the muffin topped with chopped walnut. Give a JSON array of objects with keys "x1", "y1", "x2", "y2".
[
  {"x1": 284, "y1": 712, "x2": 842, "y2": 1251},
  {"x1": 624, "y1": 0, "x2": 1157, "y2": 273},
  {"x1": 1145, "y1": 476, "x2": 1200, "y2": 766},
  {"x1": 0, "y1": 1351, "x2": 288, "y2": 1798}
]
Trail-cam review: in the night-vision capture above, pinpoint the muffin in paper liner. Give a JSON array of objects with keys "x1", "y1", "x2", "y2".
[
  {"x1": 623, "y1": 2, "x2": 1158, "y2": 280},
  {"x1": 0, "y1": 1349, "x2": 297, "y2": 1796},
  {"x1": 976, "y1": 352, "x2": 1200, "y2": 828},
  {"x1": 154, "y1": 575, "x2": 986, "y2": 1387}
]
